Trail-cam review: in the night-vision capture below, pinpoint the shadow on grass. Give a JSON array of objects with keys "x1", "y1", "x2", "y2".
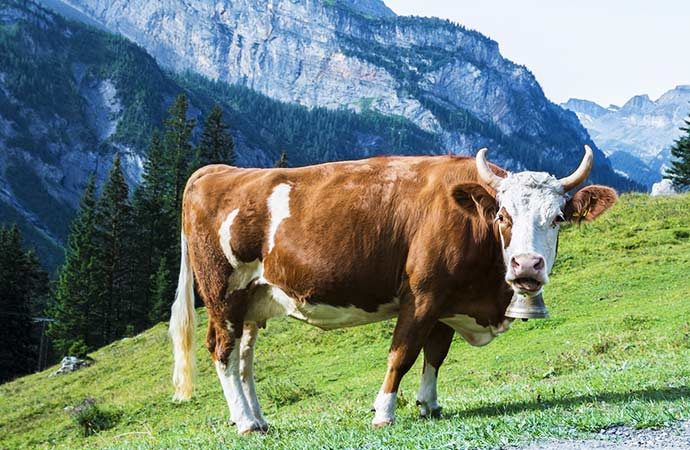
[{"x1": 448, "y1": 385, "x2": 690, "y2": 419}]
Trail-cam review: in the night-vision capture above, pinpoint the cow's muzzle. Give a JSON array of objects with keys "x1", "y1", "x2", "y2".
[{"x1": 505, "y1": 292, "x2": 549, "y2": 319}]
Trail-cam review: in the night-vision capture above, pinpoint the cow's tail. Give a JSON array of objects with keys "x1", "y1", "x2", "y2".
[{"x1": 169, "y1": 231, "x2": 196, "y2": 401}]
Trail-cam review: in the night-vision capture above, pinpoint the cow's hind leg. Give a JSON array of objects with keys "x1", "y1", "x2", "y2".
[
  {"x1": 240, "y1": 321, "x2": 268, "y2": 431},
  {"x1": 189, "y1": 234, "x2": 264, "y2": 435},
  {"x1": 417, "y1": 322, "x2": 454, "y2": 418},
  {"x1": 372, "y1": 296, "x2": 438, "y2": 427},
  {"x1": 210, "y1": 288, "x2": 265, "y2": 435}
]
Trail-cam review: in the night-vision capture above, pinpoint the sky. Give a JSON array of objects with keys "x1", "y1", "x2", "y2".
[{"x1": 385, "y1": 0, "x2": 690, "y2": 107}]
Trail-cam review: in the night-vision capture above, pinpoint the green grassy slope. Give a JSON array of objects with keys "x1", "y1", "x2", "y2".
[{"x1": 2, "y1": 194, "x2": 690, "y2": 449}]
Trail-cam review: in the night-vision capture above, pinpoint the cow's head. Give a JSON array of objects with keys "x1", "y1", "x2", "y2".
[{"x1": 453, "y1": 146, "x2": 617, "y2": 304}]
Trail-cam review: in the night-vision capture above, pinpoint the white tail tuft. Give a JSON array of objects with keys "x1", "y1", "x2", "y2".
[{"x1": 169, "y1": 232, "x2": 196, "y2": 401}]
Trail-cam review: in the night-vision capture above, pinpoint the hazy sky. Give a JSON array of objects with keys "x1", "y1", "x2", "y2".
[{"x1": 385, "y1": 0, "x2": 690, "y2": 107}]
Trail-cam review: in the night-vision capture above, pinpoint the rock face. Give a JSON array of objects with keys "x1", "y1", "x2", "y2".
[
  {"x1": 54, "y1": 0, "x2": 634, "y2": 189},
  {"x1": 651, "y1": 179, "x2": 677, "y2": 197},
  {"x1": 562, "y1": 86, "x2": 690, "y2": 188}
]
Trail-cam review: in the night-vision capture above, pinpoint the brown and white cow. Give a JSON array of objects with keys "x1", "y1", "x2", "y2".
[{"x1": 169, "y1": 146, "x2": 617, "y2": 433}]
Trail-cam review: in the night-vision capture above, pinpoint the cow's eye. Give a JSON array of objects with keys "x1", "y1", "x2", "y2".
[{"x1": 495, "y1": 214, "x2": 504, "y2": 223}]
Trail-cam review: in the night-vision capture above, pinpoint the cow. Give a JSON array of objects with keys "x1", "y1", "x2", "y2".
[{"x1": 168, "y1": 146, "x2": 617, "y2": 434}]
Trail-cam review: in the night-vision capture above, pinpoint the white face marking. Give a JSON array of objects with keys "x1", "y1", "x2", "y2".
[
  {"x1": 416, "y1": 363, "x2": 439, "y2": 417},
  {"x1": 496, "y1": 172, "x2": 566, "y2": 286},
  {"x1": 214, "y1": 341, "x2": 262, "y2": 434},
  {"x1": 266, "y1": 183, "x2": 292, "y2": 253},
  {"x1": 372, "y1": 390, "x2": 397, "y2": 425},
  {"x1": 440, "y1": 314, "x2": 511, "y2": 347}
]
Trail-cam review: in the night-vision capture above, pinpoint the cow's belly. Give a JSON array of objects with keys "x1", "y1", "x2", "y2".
[
  {"x1": 440, "y1": 315, "x2": 513, "y2": 347},
  {"x1": 246, "y1": 283, "x2": 400, "y2": 330}
]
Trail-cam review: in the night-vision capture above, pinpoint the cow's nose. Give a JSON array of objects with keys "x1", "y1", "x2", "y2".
[{"x1": 511, "y1": 254, "x2": 545, "y2": 274}]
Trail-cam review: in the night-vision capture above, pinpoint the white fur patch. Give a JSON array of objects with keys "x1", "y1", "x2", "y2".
[
  {"x1": 266, "y1": 183, "x2": 292, "y2": 253},
  {"x1": 239, "y1": 324, "x2": 267, "y2": 428},
  {"x1": 214, "y1": 341, "x2": 261, "y2": 433},
  {"x1": 245, "y1": 284, "x2": 400, "y2": 330},
  {"x1": 219, "y1": 209, "x2": 240, "y2": 267},
  {"x1": 219, "y1": 209, "x2": 264, "y2": 292},
  {"x1": 372, "y1": 391, "x2": 397, "y2": 425},
  {"x1": 417, "y1": 363, "x2": 439, "y2": 417},
  {"x1": 440, "y1": 314, "x2": 501, "y2": 347}
]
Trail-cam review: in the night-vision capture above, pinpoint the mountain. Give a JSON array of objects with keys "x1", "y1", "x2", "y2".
[
  {"x1": 2, "y1": 0, "x2": 639, "y2": 270},
  {"x1": 46, "y1": 0, "x2": 635, "y2": 186},
  {"x1": 0, "y1": 0, "x2": 438, "y2": 269},
  {"x1": 562, "y1": 86, "x2": 690, "y2": 188}
]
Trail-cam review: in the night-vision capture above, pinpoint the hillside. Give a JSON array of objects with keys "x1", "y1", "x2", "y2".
[
  {"x1": 562, "y1": 86, "x2": 690, "y2": 188},
  {"x1": 2, "y1": 194, "x2": 690, "y2": 449}
]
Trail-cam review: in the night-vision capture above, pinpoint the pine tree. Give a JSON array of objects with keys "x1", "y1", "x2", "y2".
[
  {"x1": 665, "y1": 114, "x2": 690, "y2": 189},
  {"x1": 196, "y1": 104, "x2": 235, "y2": 167},
  {"x1": 131, "y1": 131, "x2": 177, "y2": 327},
  {"x1": 275, "y1": 151, "x2": 289, "y2": 168},
  {"x1": 0, "y1": 226, "x2": 48, "y2": 381},
  {"x1": 164, "y1": 94, "x2": 196, "y2": 209},
  {"x1": 92, "y1": 154, "x2": 134, "y2": 344},
  {"x1": 149, "y1": 257, "x2": 171, "y2": 324},
  {"x1": 48, "y1": 176, "x2": 100, "y2": 355}
]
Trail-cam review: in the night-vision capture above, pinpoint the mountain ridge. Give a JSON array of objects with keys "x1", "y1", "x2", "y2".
[
  {"x1": 51, "y1": 0, "x2": 635, "y2": 187},
  {"x1": 562, "y1": 85, "x2": 690, "y2": 188}
]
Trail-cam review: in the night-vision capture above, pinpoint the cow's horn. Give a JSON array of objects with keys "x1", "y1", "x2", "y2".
[
  {"x1": 559, "y1": 145, "x2": 594, "y2": 192},
  {"x1": 476, "y1": 148, "x2": 504, "y2": 189}
]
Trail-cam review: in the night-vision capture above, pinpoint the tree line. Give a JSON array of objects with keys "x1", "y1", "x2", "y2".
[
  {"x1": 0, "y1": 94, "x2": 240, "y2": 381},
  {"x1": 47, "y1": 96, "x2": 237, "y2": 356}
]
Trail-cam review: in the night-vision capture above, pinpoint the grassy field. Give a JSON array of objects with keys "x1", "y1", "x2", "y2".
[{"x1": 1, "y1": 193, "x2": 690, "y2": 449}]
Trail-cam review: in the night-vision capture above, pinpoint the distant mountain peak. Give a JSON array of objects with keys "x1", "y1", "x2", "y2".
[
  {"x1": 621, "y1": 94, "x2": 653, "y2": 112},
  {"x1": 562, "y1": 86, "x2": 690, "y2": 189}
]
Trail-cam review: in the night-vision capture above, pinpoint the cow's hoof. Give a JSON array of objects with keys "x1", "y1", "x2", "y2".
[
  {"x1": 421, "y1": 407, "x2": 442, "y2": 419},
  {"x1": 372, "y1": 419, "x2": 394, "y2": 428},
  {"x1": 237, "y1": 421, "x2": 268, "y2": 435},
  {"x1": 417, "y1": 400, "x2": 442, "y2": 419},
  {"x1": 371, "y1": 417, "x2": 395, "y2": 428}
]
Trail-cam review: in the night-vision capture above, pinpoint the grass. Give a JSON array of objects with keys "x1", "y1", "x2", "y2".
[{"x1": 1, "y1": 193, "x2": 690, "y2": 449}]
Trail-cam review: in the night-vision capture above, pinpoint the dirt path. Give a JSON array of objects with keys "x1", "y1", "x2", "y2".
[{"x1": 515, "y1": 422, "x2": 690, "y2": 450}]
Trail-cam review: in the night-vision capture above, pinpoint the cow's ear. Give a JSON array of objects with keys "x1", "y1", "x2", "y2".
[
  {"x1": 452, "y1": 183, "x2": 497, "y2": 222},
  {"x1": 564, "y1": 185, "x2": 618, "y2": 223}
]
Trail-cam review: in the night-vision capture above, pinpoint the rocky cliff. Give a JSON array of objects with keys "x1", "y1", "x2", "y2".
[{"x1": 51, "y1": 0, "x2": 635, "y2": 189}]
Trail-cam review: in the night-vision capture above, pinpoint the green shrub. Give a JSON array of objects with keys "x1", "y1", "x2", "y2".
[{"x1": 67, "y1": 398, "x2": 120, "y2": 436}]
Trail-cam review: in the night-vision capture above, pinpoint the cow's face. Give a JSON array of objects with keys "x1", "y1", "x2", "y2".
[
  {"x1": 453, "y1": 146, "x2": 617, "y2": 299},
  {"x1": 494, "y1": 172, "x2": 564, "y2": 296}
]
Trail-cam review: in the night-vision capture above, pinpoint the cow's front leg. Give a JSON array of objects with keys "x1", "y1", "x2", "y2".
[
  {"x1": 373, "y1": 298, "x2": 438, "y2": 427},
  {"x1": 417, "y1": 321, "x2": 454, "y2": 418}
]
